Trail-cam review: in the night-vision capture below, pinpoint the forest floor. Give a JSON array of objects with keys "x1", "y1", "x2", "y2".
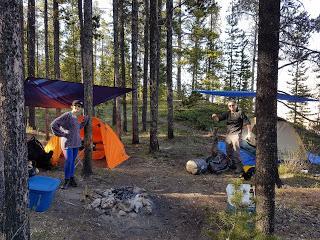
[{"x1": 28, "y1": 119, "x2": 320, "y2": 240}]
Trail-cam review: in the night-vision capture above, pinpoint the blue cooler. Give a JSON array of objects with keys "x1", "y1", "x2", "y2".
[{"x1": 28, "y1": 176, "x2": 60, "y2": 212}]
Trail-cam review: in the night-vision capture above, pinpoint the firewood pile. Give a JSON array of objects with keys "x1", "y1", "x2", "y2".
[{"x1": 86, "y1": 186, "x2": 153, "y2": 217}]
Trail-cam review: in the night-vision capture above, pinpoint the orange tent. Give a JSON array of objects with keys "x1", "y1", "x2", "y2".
[{"x1": 44, "y1": 117, "x2": 129, "y2": 169}]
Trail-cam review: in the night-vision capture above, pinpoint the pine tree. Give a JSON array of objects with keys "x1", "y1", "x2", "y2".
[
  {"x1": 0, "y1": 0, "x2": 30, "y2": 238},
  {"x1": 132, "y1": 0, "x2": 139, "y2": 143},
  {"x1": 166, "y1": 0, "x2": 174, "y2": 139},
  {"x1": 149, "y1": 0, "x2": 160, "y2": 151},
  {"x1": 223, "y1": 0, "x2": 243, "y2": 90},
  {"x1": 287, "y1": 62, "x2": 311, "y2": 125},
  {"x1": 142, "y1": 0, "x2": 149, "y2": 132},
  {"x1": 255, "y1": 0, "x2": 281, "y2": 235},
  {"x1": 81, "y1": 0, "x2": 94, "y2": 176},
  {"x1": 27, "y1": 0, "x2": 36, "y2": 129}
]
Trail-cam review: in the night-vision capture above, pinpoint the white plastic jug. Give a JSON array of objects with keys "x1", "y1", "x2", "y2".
[{"x1": 226, "y1": 183, "x2": 255, "y2": 210}]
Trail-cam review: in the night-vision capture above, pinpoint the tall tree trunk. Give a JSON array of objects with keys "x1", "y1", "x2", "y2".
[
  {"x1": 27, "y1": 0, "x2": 36, "y2": 129},
  {"x1": 149, "y1": 0, "x2": 159, "y2": 152},
  {"x1": 44, "y1": 0, "x2": 50, "y2": 141},
  {"x1": 81, "y1": 0, "x2": 94, "y2": 177},
  {"x1": 166, "y1": 0, "x2": 174, "y2": 139},
  {"x1": 132, "y1": 0, "x2": 139, "y2": 144},
  {"x1": 71, "y1": 22, "x2": 78, "y2": 81},
  {"x1": 0, "y1": 133, "x2": 4, "y2": 233},
  {"x1": 119, "y1": 0, "x2": 127, "y2": 133},
  {"x1": 142, "y1": 0, "x2": 149, "y2": 132},
  {"x1": 78, "y1": 0, "x2": 84, "y2": 70},
  {"x1": 53, "y1": 0, "x2": 61, "y2": 117},
  {"x1": 156, "y1": 0, "x2": 162, "y2": 86},
  {"x1": 251, "y1": 18, "x2": 258, "y2": 91},
  {"x1": 113, "y1": 0, "x2": 121, "y2": 136},
  {"x1": 176, "y1": 0, "x2": 182, "y2": 98},
  {"x1": 0, "y1": 1, "x2": 30, "y2": 238},
  {"x1": 255, "y1": 0, "x2": 281, "y2": 235}
]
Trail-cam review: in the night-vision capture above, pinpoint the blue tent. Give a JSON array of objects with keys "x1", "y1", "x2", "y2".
[{"x1": 195, "y1": 90, "x2": 318, "y2": 102}]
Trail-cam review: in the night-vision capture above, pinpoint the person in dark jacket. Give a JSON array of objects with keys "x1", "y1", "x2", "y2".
[
  {"x1": 211, "y1": 100, "x2": 252, "y2": 174},
  {"x1": 51, "y1": 100, "x2": 88, "y2": 189}
]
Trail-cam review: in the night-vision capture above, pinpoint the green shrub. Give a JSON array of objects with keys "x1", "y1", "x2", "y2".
[
  {"x1": 175, "y1": 102, "x2": 227, "y2": 131},
  {"x1": 206, "y1": 179, "x2": 280, "y2": 240}
]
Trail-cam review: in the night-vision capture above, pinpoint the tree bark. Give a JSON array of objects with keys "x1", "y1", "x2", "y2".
[
  {"x1": 149, "y1": 0, "x2": 160, "y2": 152},
  {"x1": 81, "y1": 0, "x2": 94, "y2": 177},
  {"x1": 0, "y1": 0, "x2": 30, "y2": 238},
  {"x1": 255, "y1": 0, "x2": 281, "y2": 235},
  {"x1": 142, "y1": 0, "x2": 149, "y2": 132},
  {"x1": 132, "y1": 0, "x2": 139, "y2": 144},
  {"x1": 0, "y1": 133, "x2": 4, "y2": 233},
  {"x1": 113, "y1": 0, "x2": 121, "y2": 137},
  {"x1": 78, "y1": 0, "x2": 84, "y2": 70},
  {"x1": 166, "y1": 0, "x2": 174, "y2": 139},
  {"x1": 53, "y1": 0, "x2": 61, "y2": 117},
  {"x1": 119, "y1": 0, "x2": 127, "y2": 133},
  {"x1": 44, "y1": 0, "x2": 50, "y2": 141},
  {"x1": 27, "y1": 0, "x2": 36, "y2": 129},
  {"x1": 177, "y1": 0, "x2": 182, "y2": 98}
]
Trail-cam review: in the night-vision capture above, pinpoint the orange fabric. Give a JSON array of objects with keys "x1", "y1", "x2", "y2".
[
  {"x1": 44, "y1": 136, "x2": 62, "y2": 167},
  {"x1": 45, "y1": 117, "x2": 129, "y2": 169}
]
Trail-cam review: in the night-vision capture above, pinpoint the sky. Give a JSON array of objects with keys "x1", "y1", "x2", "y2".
[{"x1": 95, "y1": 0, "x2": 320, "y2": 123}]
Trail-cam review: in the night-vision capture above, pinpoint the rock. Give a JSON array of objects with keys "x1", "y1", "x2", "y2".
[
  {"x1": 118, "y1": 202, "x2": 133, "y2": 212},
  {"x1": 145, "y1": 205, "x2": 152, "y2": 215},
  {"x1": 101, "y1": 197, "x2": 116, "y2": 209},
  {"x1": 129, "y1": 212, "x2": 137, "y2": 218},
  {"x1": 118, "y1": 210, "x2": 126, "y2": 216},
  {"x1": 91, "y1": 198, "x2": 101, "y2": 208},
  {"x1": 133, "y1": 186, "x2": 145, "y2": 194},
  {"x1": 103, "y1": 189, "x2": 114, "y2": 197},
  {"x1": 95, "y1": 208, "x2": 105, "y2": 215}
]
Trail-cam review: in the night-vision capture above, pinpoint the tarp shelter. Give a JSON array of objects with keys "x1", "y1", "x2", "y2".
[
  {"x1": 45, "y1": 117, "x2": 129, "y2": 169},
  {"x1": 25, "y1": 77, "x2": 133, "y2": 108},
  {"x1": 194, "y1": 90, "x2": 318, "y2": 102}
]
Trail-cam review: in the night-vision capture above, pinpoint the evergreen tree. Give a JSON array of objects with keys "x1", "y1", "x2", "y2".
[
  {"x1": 142, "y1": 0, "x2": 149, "y2": 132},
  {"x1": 183, "y1": 1, "x2": 220, "y2": 90},
  {"x1": 82, "y1": 0, "x2": 94, "y2": 176},
  {"x1": 0, "y1": 0, "x2": 30, "y2": 238},
  {"x1": 223, "y1": 0, "x2": 243, "y2": 90},
  {"x1": 166, "y1": 0, "x2": 174, "y2": 139},
  {"x1": 255, "y1": 0, "x2": 281, "y2": 235},
  {"x1": 132, "y1": 0, "x2": 139, "y2": 143},
  {"x1": 287, "y1": 62, "x2": 311, "y2": 125},
  {"x1": 281, "y1": 8, "x2": 313, "y2": 124},
  {"x1": 27, "y1": 0, "x2": 36, "y2": 129},
  {"x1": 61, "y1": 0, "x2": 82, "y2": 82},
  {"x1": 150, "y1": 0, "x2": 160, "y2": 152}
]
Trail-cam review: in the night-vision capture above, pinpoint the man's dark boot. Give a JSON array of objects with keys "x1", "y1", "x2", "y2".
[
  {"x1": 69, "y1": 177, "x2": 77, "y2": 187},
  {"x1": 234, "y1": 163, "x2": 243, "y2": 175},
  {"x1": 61, "y1": 179, "x2": 70, "y2": 189}
]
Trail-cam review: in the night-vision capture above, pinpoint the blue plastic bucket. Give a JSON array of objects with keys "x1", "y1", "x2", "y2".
[{"x1": 28, "y1": 176, "x2": 60, "y2": 212}]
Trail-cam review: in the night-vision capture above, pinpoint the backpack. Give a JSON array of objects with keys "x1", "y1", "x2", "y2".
[
  {"x1": 206, "y1": 152, "x2": 229, "y2": 174},
  {"x1": 27, "y1": 136, "x2": 53, "y2": 170}
]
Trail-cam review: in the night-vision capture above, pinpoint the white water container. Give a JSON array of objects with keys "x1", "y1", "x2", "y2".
[{"x1": 226, "y1": 183, "x2": 255, "y2": 212}]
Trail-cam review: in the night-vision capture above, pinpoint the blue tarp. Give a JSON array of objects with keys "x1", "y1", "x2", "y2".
[
  {"x1": 308, "y1": 152, "x2": 320, "y2": 165},
  {"x1": 195, "y1": 90, "x2": 318, "y2": 102},
  {"x1": 218, "y1": 141, "x2": 320, "y2": 166},
  {"x1": 25, "y1": 77, "x2": 133, "y2": 108},
  {"x1": 218, "y1": 141, "x2": 256, "y2": 166}
]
